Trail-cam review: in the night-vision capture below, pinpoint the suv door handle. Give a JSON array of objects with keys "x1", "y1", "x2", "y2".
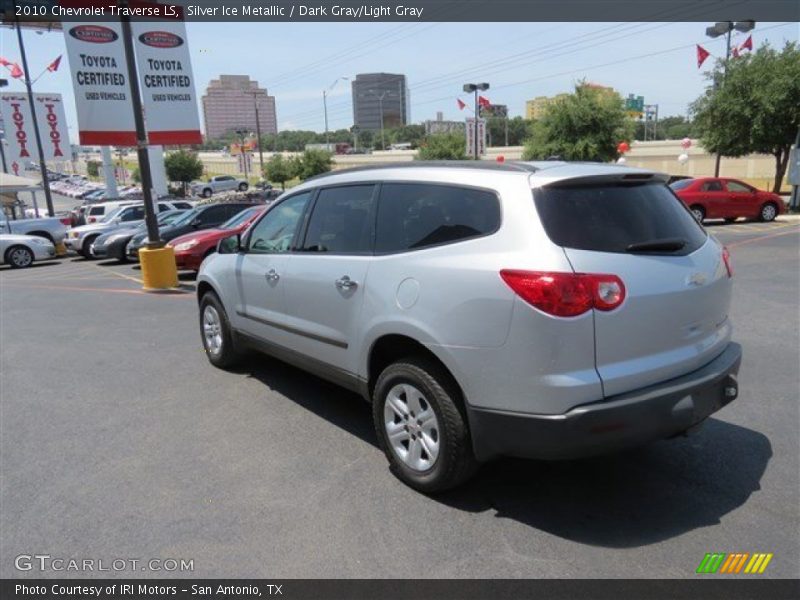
[
  {"x1": 266, "y1": 269, "x2": 280, "y2": 282},
  {"x1": 335, "y1": 276, "x2": 358, "y2": 290}
]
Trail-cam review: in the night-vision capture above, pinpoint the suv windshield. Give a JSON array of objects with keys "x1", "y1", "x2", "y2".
[
  {"x1": 221, "y1": 206, "x2": 260, "y2": 229},
  {"x1": 533, "y1": 182, "x2": 707, "y2": 255}
]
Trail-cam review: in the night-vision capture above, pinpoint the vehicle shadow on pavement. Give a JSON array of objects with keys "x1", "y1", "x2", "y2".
[{"x1": 436, "y1": 418, "x2": 772, "y2": 547}]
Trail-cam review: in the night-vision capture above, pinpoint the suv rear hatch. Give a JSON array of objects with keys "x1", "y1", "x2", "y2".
[{"x1": 533, "y1": 175, "x2": 733, "y2": 398}]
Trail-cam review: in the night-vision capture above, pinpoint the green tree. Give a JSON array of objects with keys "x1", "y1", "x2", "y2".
[
  {"x1": 263, "y1": 154, "x2": 296, "y2": 190},
  {"x1": 387, "y1": 124, "x2": 426, "y2": 148},
  {"x1": 296, "y1": 149, "x2": 333, "y2": 180},
  {"x1": 522, "y1": 82, "x2": 633, "y2": 162},
  {"x1": 691, "y1": 41, "x2": 800, "y2": 193},
  {"x1": 416, "y1": 133, "x2": 467, "y2": 160},
  {"x1": 86, "y1": 160, "x2": 100, "y2": 178},
  {"x1": 487, "y1": 116, "x2": 532, "y2": 147},
  {"x1": 164, "y1": 150, "x2": 204, "y2": 195},
  {"x1": 131, "y1": 167, "x2": 141, "y2": 184}
]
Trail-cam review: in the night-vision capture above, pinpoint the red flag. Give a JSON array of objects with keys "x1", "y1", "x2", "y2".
[
  {"x1": 740, "y1": 35, "x2": 753, "y2": 51},
  {"x1": 696, "y1": 44, "x2": 710, "y2": 68},
  {"x1": 478, "y1": 95, "x2": 491, "y2": 108},
  {"x1": 46, "y1": 55, "x2": 62, "y2": 72},
  {"x1": 9, "y1": 63, "x2": 23, "y2": 79},
  {"x1": 0, "y1": 57, "x2": 10, "y2": 67},
  {"x1": 457, "y1": 98, "x2": 466, "y2": 110}
]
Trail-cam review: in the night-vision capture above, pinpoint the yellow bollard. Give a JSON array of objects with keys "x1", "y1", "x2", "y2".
[
  {"x1": 138, "y1": 246, "x2": 179, "y2": 291},
  {"x1": 55, "y1": 242, "x2": 67, "y2": 257}
]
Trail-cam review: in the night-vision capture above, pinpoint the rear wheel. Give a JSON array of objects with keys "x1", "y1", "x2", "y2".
[
  {"x1": 199, "y1": 292, "x2": 242, "y2": 369},
  {"x1": 81, "y1": 235, "x2": 99, "y2": 259},
  {"x1": 238, "y1": 182, "x2": 248, "y2": 192},
  {"x1": 5, "y1": 245, "x2": 34, "y2": 268},
  {"x1": 724, "y1": 217, "x2": 737, "y2": 224},
  {"x1": 373, "y1": 358, "x2": 477, "y2": 493},
  {"x1": 759, "y1": 202, "x2": 777, "y2": 222},
  {"x1": 202, "y1": 188, "x2": 212, "y2": 198},
  {"x1": 690, "y1": 205, "x2": 706, "y2": 223}
]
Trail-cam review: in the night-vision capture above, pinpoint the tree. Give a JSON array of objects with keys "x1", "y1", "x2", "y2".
[
  {"x1": 263, "y1": 154, "x2": 296, "y2": 190},
  {"x1": 131, "y1": 167, "x2": 141, "y2": 184},
  {"x1": 487, "y1": 116, "x2": 532, "y2": 147},
  {"x1": 633, "y1": 115, "x2": 695, "y2": 141},
  {"x1": 164, "y1": 150, "x2": 204, "y2": 195},
  {"x1": 416, "y1": 133, "x2": 467, "y2": 160},
  {"x1": 387, "y1": 124, "x2": 426, "y2": 148},
  {"x1": 522, "y1": 82, "x2": 633, "y2": 162},
  {"x1": 86, "y1": 160, "x2": 100, "y2": 178},
  {"x1": 692, "y1": 41, "x2": 800, "y2": 193},
  {"x1": 296, "y1": 149, "x2": 333, "y2": 180}
]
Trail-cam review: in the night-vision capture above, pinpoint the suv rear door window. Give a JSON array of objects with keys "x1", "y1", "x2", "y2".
[
  {"x1": 300, "y1": 185, "x2": 376, "y2": 254},
  {"x1": 533, "y1": 182, "x2": 707, "y2": 255},
  {"x1": 375, "y1": 183, "x2": 500, "y2": 253}
]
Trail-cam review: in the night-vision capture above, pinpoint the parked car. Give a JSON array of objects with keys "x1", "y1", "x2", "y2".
[
  {"x1": 127, "y1": 202, "x2": 257, "y2": 260},
  {"x1": 670, "y1": 177, "x2": 785, "y2": 223},
  {"x1": 168, "y1": 205, "x2": 266, "y2": 271},
  {"x1": 196, "y1": 161, "x2": 742, "y2": 492},
  {"x1": 190, "y1": 175, "x2": 249, "y2": 198},
  {"x1": 0, "y1": 213, "x2": 68, "y2": 245},
  {"x1": 1, "y1": 233, "x2": 56, "y2": 268},
  {"x1": 66, "y1": 201, "x2": 184, "y2": 258},
  {"x1": 91, "y1": 209, "x2": 188, "y2": 261}
]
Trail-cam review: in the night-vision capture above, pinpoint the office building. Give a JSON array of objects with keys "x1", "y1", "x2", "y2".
[
  {"x1": 202, "y1": 75, "x2": 277, "y2": 140},
  {"x1": 352, "y1": 73, "x2": 408, "y2": 131}
]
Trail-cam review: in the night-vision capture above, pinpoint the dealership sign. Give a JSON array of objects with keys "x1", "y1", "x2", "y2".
[
  {"x1": 131, "y1": 20, "x2": 202, "y2": 145},
  {"x1": 63, "y1": 21, "x2": 137, "y2": 145},
  {"x1": 0, "y1": 92, "x2": 70, "y2": 166}
]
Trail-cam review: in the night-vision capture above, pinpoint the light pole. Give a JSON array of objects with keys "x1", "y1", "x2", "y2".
[
  {"x1": 323, "y1": 77, "x2": 349, "y2": 152},
  {"x1": 705, "y1": 20, "x2": 755, "y2": 177},
  {"x1": 245, "y1": 91, "x2": 265, "y2": 177},
  {"x1": 463, "y1": 83, "x2": 489, "y2": 159},
  {"x1": 365, "y1": 89, "x2": 398, "y2": 151},
  {"x1": 235, "y1": 128, "x2": 250, "y2": 180}
]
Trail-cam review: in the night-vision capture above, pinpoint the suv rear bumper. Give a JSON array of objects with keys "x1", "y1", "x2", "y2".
[{"x1": 468, "y1": 342, "x2": 742, "y2": 462}]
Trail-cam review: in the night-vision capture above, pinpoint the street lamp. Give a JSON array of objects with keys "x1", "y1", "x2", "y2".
[
  {"x1": 463, "y1": 82, "x2": 489, "y2": 159},
  {"x1": 235, "y1": 129, "x2": 250, "y2": 180},
  {"x1": 323, "y1": 77, "x2": 349, "y2": 152},
  {"x1": 705, "y1": 21, "x2": 755, "y2": 176}
]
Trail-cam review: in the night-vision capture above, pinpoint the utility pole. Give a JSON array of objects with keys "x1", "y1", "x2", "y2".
[
  {"x1": 324, "y1": 77, "x2": 348, "y2": 152},
  {"x1": 247, "y1": 92, "x2": 264, "y2": 177},
  {"x1": 14, "y1": 15, "x2": 54, "y2": 216},
  {"x1": 235, "y1": 129, "x2": 249, "y2": 180}
]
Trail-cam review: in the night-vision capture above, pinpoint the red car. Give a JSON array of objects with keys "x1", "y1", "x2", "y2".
[
  {"x1": 670, "y1": 177, "x2": 784, "y2": 223},
  {"x1": 168, "y1": 205, "x2": 266, "y2": 271}
]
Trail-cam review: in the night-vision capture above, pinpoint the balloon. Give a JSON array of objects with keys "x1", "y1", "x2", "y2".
[
  {"x1": 496, "y1": 155, "x2": 505, "y2": 163},
  {"x1": 681, "y1": 137, "x2": 692, "y2": 150},
  {"x1": 616, "y1": 157, "x2": 626, "y2": 164},
  {"x1": 678, "y1": 153, "x2": 689, "y2": 164},
  {"x1": 617, "y1": 141, "x2": 630, "y2": 154}
]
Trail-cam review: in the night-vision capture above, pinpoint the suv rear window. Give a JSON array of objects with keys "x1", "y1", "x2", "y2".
[
  {"x1": 376, "y1": 183, "x2": 500, "y2": 253},
  {"x1": 533, "y1": 182, "x2": 707, "y2": 255}
]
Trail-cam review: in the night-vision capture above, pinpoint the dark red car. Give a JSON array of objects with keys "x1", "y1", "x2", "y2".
[
  {"x1": 168, "y1": 205, "x2": 266, "y2": 271},
  {"x1": 670, "y1": 177, "x2": 784, "y2": 223}
]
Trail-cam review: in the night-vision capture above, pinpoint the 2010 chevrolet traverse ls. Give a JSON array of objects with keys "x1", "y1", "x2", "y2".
[{"x1": 196, "y1": 161, "x2": 742, "y2": 492}]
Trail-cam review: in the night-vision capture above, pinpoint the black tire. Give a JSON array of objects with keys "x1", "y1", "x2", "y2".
[
  {"x1": 759, "y1": 202, "x2": 778, "y2": 222},
  {"x1": 5, "y1": 245, "x2": 34, "y2": 269},
  {"x1": 724, "y1": 217, "x2": 737, "y2": 224},
  {"x1": 199, "y1": 291, "x2": 243, "y2": 369},
  {"x1": 373, "y1": 358, "x2": 477, "y2": 493},
  {"x1": 81, "y1": 235, "x2": 99, "y2": 259},
  {"x1": 202, "y1": 188, "x2": 213, "y2": 198},
  {"x1": 238, "y1": 182, "x2": 249, "y2": 192},
  {"x1": 690, "y1": 205, "x2": 706, "y2": 223}
]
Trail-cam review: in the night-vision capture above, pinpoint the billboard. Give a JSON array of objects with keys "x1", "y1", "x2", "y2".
[
  {"x1": 0, "y1": 92, "x2": 70, "y2": 169},
  {"x1": 132, "y1": 20, "x2": 202, "y2": 145},
  {"x1": 63, "y1": 21, "x2": 137, "y2": 145}
]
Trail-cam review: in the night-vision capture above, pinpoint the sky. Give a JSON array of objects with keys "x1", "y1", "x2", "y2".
[{"x1": 2, "y1": 20, "x2": 798, "y2": 142}]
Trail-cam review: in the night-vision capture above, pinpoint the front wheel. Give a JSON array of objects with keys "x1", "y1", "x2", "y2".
[
  {"x1": 690, "y1": 205, "x2": 706, "y2": 223},
  {"x1": 5, "y1": 245, "x2": 34, "y2": 268},
  {"x1": 199, "y1": 292, "x2": 242, "y2": 369},
  {"x1": 760, "y1": 202, "x2": 777, "y2": 222},
  {"x1": 202, "y1": 188, "x2": 213, "y2": 198},
  {"x1": 373, "y1": 358, "x2": 477, "y2": 493},
  {"x1": 238, "y1": 182, "x2": 249, "y2": 192}
]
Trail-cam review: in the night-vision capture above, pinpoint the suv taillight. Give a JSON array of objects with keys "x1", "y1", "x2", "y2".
[
  {"x1": 722, "y1": 247, "x2": 733, "y2": 278},
  {"x1": 500, "y1": 270, "x2": 626, "y2": 317}
]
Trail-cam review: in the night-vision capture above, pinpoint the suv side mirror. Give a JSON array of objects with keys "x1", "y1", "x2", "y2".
[{"x1": 218, "y1": 234, "x2": 241, "y2": 254}]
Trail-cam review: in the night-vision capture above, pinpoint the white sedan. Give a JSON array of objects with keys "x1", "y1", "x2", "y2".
[{"x1": 0, "y1": 234, "x2": 56, "y2": 269}]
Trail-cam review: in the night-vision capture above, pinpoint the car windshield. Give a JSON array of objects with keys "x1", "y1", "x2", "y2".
[
  {"x1": 669, "y1": 179, "x2": 694, "y2": 191},
  {"x1": 157, "y1": 210, "x2": 187, "y2": 225},
  {"x1": 221, "y1": 206, "x2": 260, "y2": 229},
  {"x1": 169, "y1": 207, "x2": 201, "y2": 227},
  {"x1": 101, "y1": 208, "x2": 124, "y2": 223}
]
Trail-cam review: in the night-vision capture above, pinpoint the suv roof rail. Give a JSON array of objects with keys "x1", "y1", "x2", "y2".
[{"x1": 304, "y1": 160, "x2": 542, "y2": 182}]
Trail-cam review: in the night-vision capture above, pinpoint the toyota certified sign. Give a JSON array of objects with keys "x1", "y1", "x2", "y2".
[
  {"x1": 138, "y1": 31, "x2": 184, "y2": 49},
  {"x1": 69, "y1": 25, "x2": 118, "y2": 44}
]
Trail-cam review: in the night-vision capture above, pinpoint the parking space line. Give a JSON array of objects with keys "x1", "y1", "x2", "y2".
[
  {"x1": 0, "y1": 282, "x2": 192, "y2": 297},
  {"x1": 728, "y1": 226, "x2": 800, "y2": 248}
]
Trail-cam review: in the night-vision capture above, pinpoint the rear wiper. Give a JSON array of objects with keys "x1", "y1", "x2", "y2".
[{"x1": 626, "y1": 238, "x2": 687, "y2": 253}]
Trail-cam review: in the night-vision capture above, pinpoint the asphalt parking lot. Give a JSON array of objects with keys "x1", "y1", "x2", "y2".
[{"x1": 1, "y1": 217, "x2": 798, "y2": 579}]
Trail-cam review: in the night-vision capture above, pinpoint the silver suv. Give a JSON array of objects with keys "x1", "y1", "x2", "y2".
[{"x1": 196, "y1": 162, "x2": 742, "y2": 492}]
